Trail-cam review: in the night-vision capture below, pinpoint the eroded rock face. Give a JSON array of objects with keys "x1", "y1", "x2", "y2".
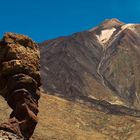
[{"x1": 0, "y1": 32, "x2": 40, "y2": 139}]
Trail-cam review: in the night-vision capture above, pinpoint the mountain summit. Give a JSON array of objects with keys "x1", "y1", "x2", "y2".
[
  {"x1": 98, "y1": 18, "x2": 124, "y2": 28},
  {"x1": 90, "y1": 18, "x2": 124, "y2": 32}
]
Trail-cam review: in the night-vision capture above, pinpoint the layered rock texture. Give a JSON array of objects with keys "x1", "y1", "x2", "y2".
[
  {"x1": 40, "y1": 18, "x2": 140, "y2": 116},
  {"x1": 0, "y1": 33, "x2": 40, "y2": 139}
]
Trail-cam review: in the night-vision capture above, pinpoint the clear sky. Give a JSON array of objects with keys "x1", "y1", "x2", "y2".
[{"x1": 0, "y1": 0, "x2": 140, "y2": 42}]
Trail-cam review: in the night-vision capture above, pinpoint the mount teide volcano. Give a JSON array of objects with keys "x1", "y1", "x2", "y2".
[{"x1": 40, "y1": 18, "x2": 140, "y2": 114}]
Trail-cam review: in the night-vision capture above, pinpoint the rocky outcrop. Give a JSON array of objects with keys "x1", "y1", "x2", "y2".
[{"x1": 0, "y1": 33, "x2": 40, "y2": 139}]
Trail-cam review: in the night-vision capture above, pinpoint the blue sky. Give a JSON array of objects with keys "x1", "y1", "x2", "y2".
[{"x1": 0, "y1": 0, "x2": 140, "y2": 42}]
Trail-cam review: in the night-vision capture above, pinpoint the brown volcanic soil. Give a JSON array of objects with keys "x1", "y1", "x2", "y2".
[
  {"x1": 1, "y1": 92, "x2": 140, "y2": 140},
  {"x1": 34, "y1": 93, "x2": 140, "y2": 140},
  {"x1": 0, "y1": 96, "x2": 11, "y2": 123}
]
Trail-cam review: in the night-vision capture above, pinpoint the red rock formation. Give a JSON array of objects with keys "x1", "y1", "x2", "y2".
[{"x1": 0, "y1": 32, "x2": 40, "y2": 139}]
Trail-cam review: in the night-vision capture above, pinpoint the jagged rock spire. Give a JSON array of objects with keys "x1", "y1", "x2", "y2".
[{"x1": 0, "y1": 32, "x2": 40, "y2": 139}]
